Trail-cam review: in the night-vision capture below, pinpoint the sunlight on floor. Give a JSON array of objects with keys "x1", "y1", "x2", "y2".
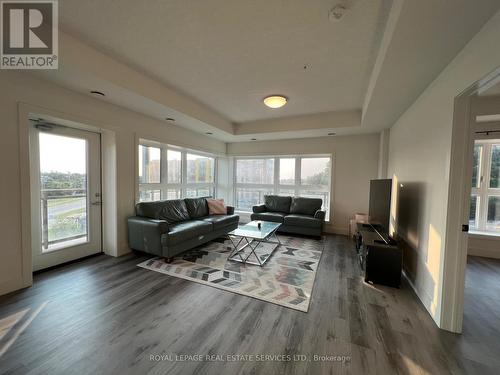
[
  {"x1": 401, "y1": 355, "x2": 431, "y2": 374},
  {"x1": 0, "y1": 308, "x2": 29, "y2": 341},
  {"x1": 0, "y1": 301, "x2": 48, "y2": 357}
]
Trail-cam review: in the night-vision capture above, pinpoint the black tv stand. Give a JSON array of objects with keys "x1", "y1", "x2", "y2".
[{"x1": 355, "y1": 223, "x2": 402, "y2": 288}]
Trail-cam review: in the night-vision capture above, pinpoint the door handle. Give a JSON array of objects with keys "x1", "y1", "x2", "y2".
[{"x1": 91, "y1": 201, "x2": 102, "y2": 206}]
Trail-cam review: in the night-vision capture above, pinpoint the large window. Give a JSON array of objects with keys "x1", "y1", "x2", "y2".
[
  {"x1": 234, "y1": 156, "x2": 332, "y2": 220},
  {"x1": 470, "y1": 140, "x2": 500, "y2": 233},
  {"x1": 236, "y1": 159, "x2": 274, "y2": 184},
  {"x1": 138, "y1": 140, "x2": 216, "y2": 202},
  {"x1": 138, "y1": 145, "x2": 161, "y2": 184}
]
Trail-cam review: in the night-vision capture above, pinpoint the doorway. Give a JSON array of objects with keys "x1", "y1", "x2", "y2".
[
  {"x1": 29, "y1": 121, "x2": 102, "y2": 271},
  {"x1": 442, "y1": 67, "x2": 500, "y2": 333},
  {"x1": 458, "y1": 127, "x2": 500, "y2": 365}
]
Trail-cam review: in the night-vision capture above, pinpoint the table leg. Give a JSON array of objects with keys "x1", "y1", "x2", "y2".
[
  {"x1": 226, "y1": 226, "x2": 282, "y2": 266},
  {"x1": 226, "y1": 235, "x2": 247, "y2": 262}
]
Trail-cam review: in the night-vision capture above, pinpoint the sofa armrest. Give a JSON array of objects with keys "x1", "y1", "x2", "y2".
[
  {"x1": 128, "y1": 216, "x2": 169, "y2": 233},
  {"x1": 252, "y1": 204, "x2": 266, "y2": 213},
  {"x1": 226, "y1": 205, "x2": 235, "y2": 215},
  {"x1": 314, "y1": 210, "x2": 326, "y2": 221},
  {"x1": 128, "y1": 216, "x2": 169, "y2": 253}
]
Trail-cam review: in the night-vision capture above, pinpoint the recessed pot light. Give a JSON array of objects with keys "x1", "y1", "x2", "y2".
[
  {"x1": 263, "y1": 95, "x2": 288, "y2": 109},
  {"x1": 90, "y1": 90, "x2": 105, "y2": 97},
  {"x1": 165, "y1": 117, "x2": 175, "y2": 122}
]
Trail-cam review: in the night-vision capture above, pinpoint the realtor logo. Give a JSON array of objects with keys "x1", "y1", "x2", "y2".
[{"x1": 1, "y1": 0, "x2": 58, "y2": 69}]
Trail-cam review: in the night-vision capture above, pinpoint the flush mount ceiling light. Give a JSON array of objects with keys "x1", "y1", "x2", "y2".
[{"x1": 263, "y1": 95, "x2": 288, "y2": 109}]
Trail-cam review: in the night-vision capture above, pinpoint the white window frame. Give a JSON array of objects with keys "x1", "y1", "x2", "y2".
[
  {"x1": 233, "y1": 155, "x2": 332, "y2": 221},
  {"x1": 470, "y1": 140, "x2": 500, "y2": 233},
  {"x1": 137, "y1": 139, "x2": 217, "y2": 202}
]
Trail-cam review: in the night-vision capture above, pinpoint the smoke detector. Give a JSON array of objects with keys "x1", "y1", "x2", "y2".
[{"x1": 329, "y1": 4, "x2": 347, "y2": 21}]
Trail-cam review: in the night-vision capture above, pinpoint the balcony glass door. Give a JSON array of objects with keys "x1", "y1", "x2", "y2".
[{"x1": 30, "y1": 123, "x2": 102, "y2": 271}]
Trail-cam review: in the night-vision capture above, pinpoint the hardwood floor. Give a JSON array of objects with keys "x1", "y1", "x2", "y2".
[
  {"x1": 462, "y1": 255, "x2": 500, "y2": 373},
  {"x1": 0, "y1": 236, "x2": 498, "y2": 374}
]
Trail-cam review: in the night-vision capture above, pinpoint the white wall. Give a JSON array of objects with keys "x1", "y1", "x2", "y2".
[
  {"x1": 378, "y1": 129, "x2": 390, "y2": 178},
  {"x1": 387, "y1": 10, "x2": 500, "y2": 327},
  {"x1": 226, "y1": 134, "x2": 380, "y2": 234},
  {"x1": 0, "y1": 71, "x2": 225, "y2": 296},
  {"x1": 468, "y1": 236, "x2": 500, "y2": 259}
]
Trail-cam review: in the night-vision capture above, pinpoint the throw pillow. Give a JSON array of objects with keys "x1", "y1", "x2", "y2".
[{"x1": 207, "y1": 198, "x2": 227, "y2": 215}]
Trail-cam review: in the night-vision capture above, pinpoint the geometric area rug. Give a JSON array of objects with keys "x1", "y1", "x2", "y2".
[{"x1": 137, "y1": 235, "x2": 324, "y2": 312}]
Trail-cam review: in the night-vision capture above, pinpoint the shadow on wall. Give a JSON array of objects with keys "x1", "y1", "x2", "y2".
[
  {"x1": 394, "y1": 181, "x2": 425, "y2": 285},
  {"x1": 391, "y1": 178, "x2": 442, "y2": 316}
]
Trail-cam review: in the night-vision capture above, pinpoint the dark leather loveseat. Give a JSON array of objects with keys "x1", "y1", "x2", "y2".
[
  {"x1": 128, "y1": 197, "x2": 238, "y2": 259},
  {"x1": 251, "y1": 195, "x2": 325, "y2": 238}
]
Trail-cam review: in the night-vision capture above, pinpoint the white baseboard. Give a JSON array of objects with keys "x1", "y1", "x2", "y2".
[{"x1": 402, "y1": 270, "x2": 440, "y2": 329}]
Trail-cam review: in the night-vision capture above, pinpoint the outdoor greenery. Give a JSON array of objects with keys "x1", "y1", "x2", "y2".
[
  {"x1": 302, "y1": 161, "x2": 331, "y2": 187},
  {"x1": 472, "y1": 145, "x2": 480, "y2": 187},
  {"x1": 490, "y1": 145, "x2": 500, "y2": 188},
  {"x1": 41, "y1": 171, "x2": 86, "y2": 193},
  {"x1": 469, "y1": 196, "x2": 477, "y2": 224}
]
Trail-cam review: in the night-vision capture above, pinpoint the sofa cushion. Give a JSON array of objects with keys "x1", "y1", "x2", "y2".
[
  {"x1": 284, "y1": 214, "x2": 322, "y2": 228},
  {"x1": 264, "y1": 195, "x2": 292, "y2": 213},
  {"x1": 289, "y1": 197, "x2": 322, "y2": 216},
  {"x1": 185, "y1": 197, "x2": 209, "y2": 218},
  {"x1": 158, "y1": 199, "x2": 191, "y2": 224},
  {"x1": 251, "y1": 212, "x2": 286, "y2": 223},
  {"x1": 202, "y1": 214, "x2": 239, "y2": 230},
  {"x1": 167, "y1": 220, "x2": 213, "y2": 246}
]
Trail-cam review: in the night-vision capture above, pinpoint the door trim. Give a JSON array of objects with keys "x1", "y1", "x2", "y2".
[
  {"x1": 441, "y1": 66, "x2": 500, "y2": 333},
  {"x1": 29, "y1": 124, "x2": 102, "y2": 271},
  {"x1": 17, "y1": 103, "x2": 117, "y2": 290}
]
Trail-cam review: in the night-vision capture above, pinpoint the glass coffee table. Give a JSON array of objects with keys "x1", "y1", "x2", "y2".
[{"x1": 227, "y1": 221, "x2": 282, "y2": 266}]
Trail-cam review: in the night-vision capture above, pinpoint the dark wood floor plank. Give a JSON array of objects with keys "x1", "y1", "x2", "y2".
[{"x1": 1, "y1": 237, "x2": 499, "y2": 374}]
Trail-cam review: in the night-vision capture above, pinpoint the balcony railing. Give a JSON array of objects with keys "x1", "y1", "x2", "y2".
[{"x1": 40, "y1": 188, "x2": 87, "y2": 250}]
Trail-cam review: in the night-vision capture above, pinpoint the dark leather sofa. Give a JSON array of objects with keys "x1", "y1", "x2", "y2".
[
  {"x1": 251, "y1": 195, "x2": 325, "y2": 238},
  {"x1": 128, "y1": 197, "x2": 238, "y2": 259}
]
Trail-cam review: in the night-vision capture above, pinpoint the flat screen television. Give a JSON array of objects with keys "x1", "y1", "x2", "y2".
[{"x1": 369, "y1": 179, "x2": 392, "y2": 236}]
